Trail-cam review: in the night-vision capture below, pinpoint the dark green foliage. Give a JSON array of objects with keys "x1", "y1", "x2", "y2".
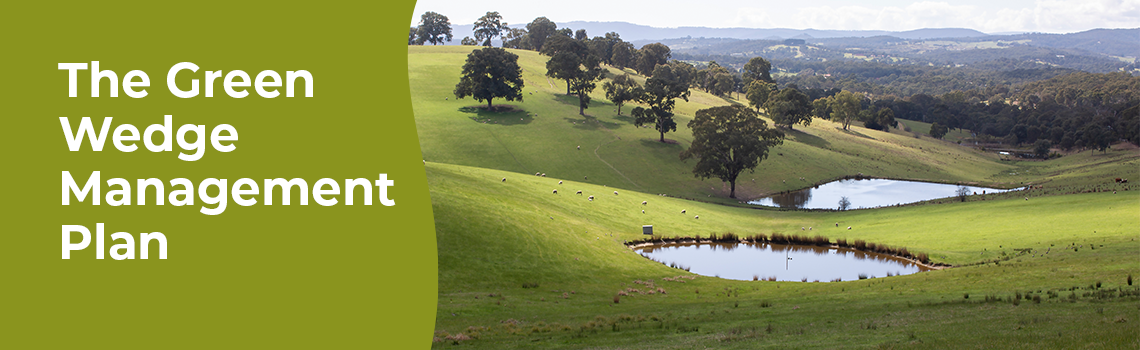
[
  {"x1": 542, "y1": 35, "x2": 603, "y2": 114},
  {"x1": 603, "y1": 73, "x2": 641, "y2": 116},
  {"x1": 525, "y1": 17, "x2": 557, "y2": 51},
  {"x1": 765, "y1": 87, "x2": 813, "y2": 130},
  {"x1": 414, "y1": 11, "x2": 452, "y2": 45},
  {"x1": 634, "y1": 43, "x2": 671, "y2": 76},
  {"x1": 473, "y1": 11, "x2": 505, "y2": 47},
  {"x1": 632, "y1": 64, "x2": 691, "y2": 142},
  {"x1": 929, "y1": 122, "x2": 949, "y2": 139},
  {"x1": 680, "y1": 105, "x2": 784, "y2": 198},
  {"x1": 454, "y1": 48, "x2": 525, "y2": 109},
  {"x1": 745, "y1": 81, "x2": 774, "y2": 112},
  {"x1": 862, "y1": 107, "x2": 896, "y2": 131},
  {"x1": 742, "y1": 56, "x2": 774, "y2": 85},
  {"x1": 1034, "y1": 140, "x2": 1052, "y2": 158}
]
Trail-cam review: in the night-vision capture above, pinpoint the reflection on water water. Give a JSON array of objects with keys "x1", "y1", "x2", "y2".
[
  {"x1": 749, "y1": 178, "x2": 1015, "y2": 209},
  {"x1": 639, "y1": 242, "x2": 930, "y2": 282}
]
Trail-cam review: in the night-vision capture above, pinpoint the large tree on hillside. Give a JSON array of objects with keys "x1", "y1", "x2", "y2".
[
  {"x1": 603, "y1": 73, "x2": 641, "y2": 116},
  {"x1": 745, "y1": 81, "x2": 774, "y2": 112},
  {"x1": 680, "y1": 105, "x2": 785, "y2": 199},
  {"x1": 541, "y1": 35, "x2": 593, "y2": 95},
  {"x1": 454, "y1": 47, "x2": 524, "y2": 109},
  {"x1": 473, "y1": 11, "x2": 506, "y2": 47},
  {"x1": 526, "y1": 17, "x2": 558, "y2": 51},
  {"x1": 765, "y1": 87, "x2": 813, "y2": 130},
  {"x1": 610, "y1": 41, "x2": 634, "y2": 69},
  {"x1": 567, "y1": 54, "x2": 604, "y2": 115},
  {"x1": 632, "y1": 64, "x2": 691, "y2": 142},
  {"x1": 634, "y1": 43, "x2": 671, "y2": 76},
  {"x1": 409, "y1": 27, "x2": 417, "y2": 45},
  {"x1": 415, "y1": 12, "x2": 452, "y2": 45},
  {"x1": 863, "y1": 107, "x2": 897, "y2": 131},
  {"x1": 743, "y1": 57, "x2": 775, "y2": 85},
  {"x1": 828, "y1": 90, "x2": 863, "y2": 130}
]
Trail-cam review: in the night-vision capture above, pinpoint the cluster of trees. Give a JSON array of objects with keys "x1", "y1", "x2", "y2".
[{"x1": 810, "y1": 71, "x2": 1139, "y2": 151}]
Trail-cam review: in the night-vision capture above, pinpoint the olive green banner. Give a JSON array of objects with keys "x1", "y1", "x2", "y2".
[{"x1": 1, "y1": 1, "x2": 436, "y2": 348}]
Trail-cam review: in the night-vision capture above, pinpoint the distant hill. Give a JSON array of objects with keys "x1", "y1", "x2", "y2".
[{"x1": 443, "y1": 21, "x2": 991, "y2": 45}]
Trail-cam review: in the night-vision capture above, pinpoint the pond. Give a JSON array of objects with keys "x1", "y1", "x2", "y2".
[
  {"x1": 748, "y1": 178, "x2": 1016, "y2": 210},
  {"x1": 638, "y1": 242, "x2": 930, "y2": 282}
]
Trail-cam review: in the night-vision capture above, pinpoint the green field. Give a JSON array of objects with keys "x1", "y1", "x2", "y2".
[{"x1": 410, "y1": 45, "x2": 1140, "y2": 348}]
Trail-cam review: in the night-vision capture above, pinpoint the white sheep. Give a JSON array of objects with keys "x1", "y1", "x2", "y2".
[
  {"x1": 847, "y1": 226, "x2": 852, "y2": 230},
  {"x1": 642, "y1": 201, "x2": 647, "y2": 205},
  {"x1": 642, "y1": 210, "x2": 645, "y2": 213},
  {"x1": 681, "y1": 209, "x2": 686, "y2": 213},
  {"x1": 535, "y1": 172, "x2": 541, "y2": 176},
  {"x1": 588, "y1": 195, "x2": 594, "y2": 201},
  {"x1": 558, "y1": 181, "x2": 563, "y2": 185},
  {"x1": 694, "y1": 215, "x2": 700, "y2": 219},
  {"x1": 577, "y1": 145, "x2": 580, "y2": 150},
  {"x1": 553, "y1": 189, "x2": 558, "y2": 194},
  {"x1": 614, "y1": 191, "x2": 619, "y2": 195},
  {"x1": 541, "y1": 173, "x2": 546, "y2": 177},
  {"x1": 584, "y1": 176, "x2": 588, "y2": 180},
  {"x1": 576, "y1": 190, "x2": 583, "y2": 195}
]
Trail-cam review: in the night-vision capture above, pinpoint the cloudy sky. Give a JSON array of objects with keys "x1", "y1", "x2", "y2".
[{"x1": 410, "y1": 0, "x2": 1139, "y2": 34}]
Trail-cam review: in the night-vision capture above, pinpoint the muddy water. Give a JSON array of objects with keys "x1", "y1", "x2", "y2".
[
  {"x1": 749, "y1": 178, "x2": 1016, "y2": 209},
  {"x1": 638, "y1": 242, "x2": 930, "y2": 282}
]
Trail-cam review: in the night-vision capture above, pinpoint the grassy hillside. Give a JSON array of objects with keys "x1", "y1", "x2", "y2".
[
  {"x1": 410, "y1": 46, "x2": 1035, "y2": 203},
  {"x1": 427, "y1": 162, "x2": 1139, "y2": 349},
  {"x1": 411, "y1": 46, "x2": 1140, "y2": 348}
]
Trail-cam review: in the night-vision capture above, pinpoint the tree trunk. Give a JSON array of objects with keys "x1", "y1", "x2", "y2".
[
  {"x1": 487, "y1": 98, "x2": 493, "y2": 110},
  {"x1": 729, "y1": 179, "x2": 737, "y2": 199},
  {"x1": 566, "y1": 79, "x2": 571, "y2": 95},
  {"x1": 659, "y1": 131, "x2": 665, "y2": 143},
  {"x1": 617, "y1": 104, "x2": 622, "y2": 116}
]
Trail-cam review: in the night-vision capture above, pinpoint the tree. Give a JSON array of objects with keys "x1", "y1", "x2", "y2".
[
  {"x1": 863, "y1": 107, "x2": 896, "y2": 131},
  {"x1": 574, "y1": 29, "x2": 588, "y2": 40},
  {"x1": 541, "y1": 35, "x2": 593, "y2": 95},
  {"x1": 501, "y1": 27, "x2": 528, "y2": 49},
  {"x1": 460, "y1": 37, "x2": 477, "y2": 46},
  {"x1": 743, "y1": 57, "x2": 774, "y2": 85},
  {"x1": 929, "y1": 122, "x2": 948, "y2": 139},
  {"x1": 632, "y1": 64, "x2": 691, "y2": 142},
  {"x1": 811, "y1": 98, "x2": 830, "y2": 119},
  {"x1": 415, "y1": 12, "x2": 453, "y2": 45},
  {"x1": 603, "y1": 73, "x2": 641, "y2": 116},
  {"x1": 408, "y1": 27, "x2": 417, "y2": 45},
  {"x1": 680, "y1": 105, "x2": 785, "y2": 199},
  {"x1": 955, "y1": 186, "x2": 970, "y2": 202},
  {"x1": 634, "y1": 43, "x2": 670, "y2": 76},
  {"x1": 745, "y1": 81, "x2": 774, "y2": 112},
  {"x1": 1033, "y1": 140, "x2": 1052, "y2": 158},
  {"x1": 525, "y1": 17, "x2": 557, "y2": 51},
  {"x1": 764, "y1": 88, "x2": 813, "y2": 130},
  {"x1": 828, "y1": 90, "x2": 862, "y2": 130},
  {"x1": 473, "y1": 11, "x2": 505, "y2": 47},
  {"x1": 454, "y1": 48, "x2": 524, "y2": 109},
  {"x1": 838, "y1": 196, "x2": 851, "y2": 211},
  {"x1": 567, "y1": 54, "x2": 603, "y2": 115},
  {"x1": 610, "y1": 42, "x2": 634, "y2": 69}
]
